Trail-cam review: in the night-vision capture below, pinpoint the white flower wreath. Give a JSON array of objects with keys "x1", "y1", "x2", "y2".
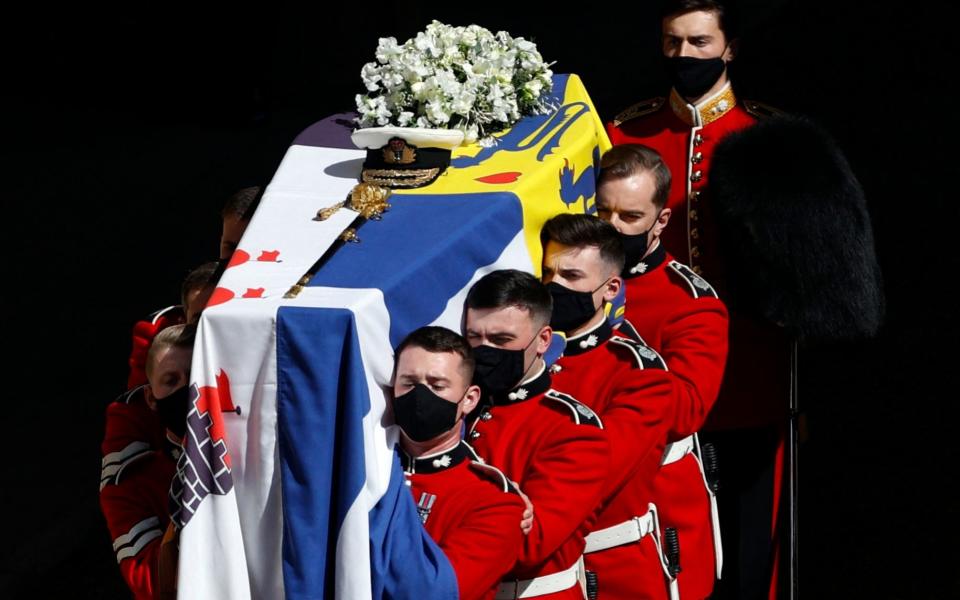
[{"x1": 354, "y1": 20, "x2": 555, "y2": 145}]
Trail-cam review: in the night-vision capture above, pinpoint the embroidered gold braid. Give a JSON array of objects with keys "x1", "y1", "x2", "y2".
[{"x1": 361, "y1": 168, "x2": 439, "y2": 188}]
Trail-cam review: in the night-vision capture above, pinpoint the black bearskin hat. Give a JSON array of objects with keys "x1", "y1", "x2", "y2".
[{"x1": 709, "y1": 115, "x2": 884, "y2": 342}]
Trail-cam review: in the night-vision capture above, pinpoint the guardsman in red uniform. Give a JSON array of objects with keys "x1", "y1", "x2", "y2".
[
  {"x1": 101, "y1": 448, "x2": 177, "y2": 600},
  {"x1": 101, "y1": 324, "x2": 196, "y2": 600},
  {"x1": 539, "y1": 214, "x2": 679, "y2": 600},
  {"x1": 463, "y1": 270, "x2": 610, "y2": 600},
  {"x1": 595, "y1": 145, "x2": 729, "y2": 600},
  {"x1": 100, "y1": 385, "x2": 167, "y2": 491},
  {"x1": 392, "y1": 326, "x2": 527, "y2": 600},
  {"x1": 605, "y1": 2, "x2": 776, "y2": 280},
  {"x1": 605, "y1": 3, "x2": 787, "y2": 599}
]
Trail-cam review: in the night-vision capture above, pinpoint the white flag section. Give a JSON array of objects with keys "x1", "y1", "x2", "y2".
[
  {"x1": 172, "y1": 142, "x2": 367, "y2": 599},
  {"x1": 171, "y1": 74, "x2": 608, "y2": 599}
]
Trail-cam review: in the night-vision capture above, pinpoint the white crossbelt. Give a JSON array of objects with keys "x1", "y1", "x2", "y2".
[
  {"x1": 692, "y1": 433, "x2": 724, "y2": 578},
  {"x1": 583, "y1": 511, "x2": 656, "y2": 553},
  {"x1": 659, "y1": 433, "x2": 724, "y2": 578},
  {"x1": 661, "y1": 434, "x2": 695, "y2": 466},
  {"x1": 495, "y1": 558, "x2": 583, "y2": 599}
]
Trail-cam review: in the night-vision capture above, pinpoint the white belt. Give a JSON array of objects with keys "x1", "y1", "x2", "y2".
[
  {"x1": 583, "y1": 512, "x2": 656, "y2": 554},
  {"x1": 584, "y1": 505, "x2": 680, "y2": 600},
  {"x1": 661, "y1": 434, "x2": 695, "y2": 466},
  {"x1": 495, "y1": 558, "x2": 583, "y2": 599}
]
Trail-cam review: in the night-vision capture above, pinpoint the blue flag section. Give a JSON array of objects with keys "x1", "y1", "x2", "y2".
[
  {"x1": 277, "y1": 308, "x2": 457, "y2": 599},
  {"x1": 310, "y1": 193, "x2": 523, "y2": 348},
  {"x1": 369, "y1": 454, "x2": 459, "y2": 600}
]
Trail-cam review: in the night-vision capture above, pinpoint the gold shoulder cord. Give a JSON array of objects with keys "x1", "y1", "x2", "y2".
[
  {"x1": 742, "y1": 99, "x2": 785, "y2": 120},
  {"x1": 612, "y1": 97, "x2": 665, "y2": 127}
]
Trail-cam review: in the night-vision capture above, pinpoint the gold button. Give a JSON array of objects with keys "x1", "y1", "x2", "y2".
[
  {"x1": 690, "y1": 209, "x2": 698, "y2": 221},
  {"x1": 690, "y1": 190, "x2": 701, "y2": 202},
  {"x1": 691, "y1": 152, "x2": 703, "y2": 164},
  {"x1": 691, "y1": 228, "x2": 699, "y2": 239},
  {"x1": 470, "y1": 430, "x2": 481, "y2": 440},
  {"x1": 694, "y1": 134, "x2": 704, "y2": 146},
  {"x1": 691, "y1": 247, "x2": 701, "y2": 258},
  {"x1": 690, "y1": 171, "x2": 703, "y2": 182},
  {"x1": 693, "y1": 266, "x2": 703, "y2": 275}
]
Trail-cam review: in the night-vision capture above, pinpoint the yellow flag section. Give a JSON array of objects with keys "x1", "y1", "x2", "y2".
[{"x1": 393, "y1": 74, "x2": 612, "y2": 275}]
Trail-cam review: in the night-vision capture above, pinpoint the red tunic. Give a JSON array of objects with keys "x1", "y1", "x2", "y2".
[
  {"x1": 620, "y1": 243, "x2": 728, "y2": 600},
  {"x1": 467, "y1": 367, "x2": 610, "y2": 599},
  {"x1": 551, "y1": 320, "x2": 676, "y2": 600},
  {"x1": 402, "y1": 442, "x2": 526, "y2": 600},
  {"x1": 606, "y1": 84, "x2": 790, "y2": 429},
  {"x1": 621, "y1": 244, "x2": 729, "y2": 438},
  {"x1": 100, "y1": 450, "x2": 177, "y2": 600},
  {"x1": 607, "y1": 85, "x2": 756, "y2": 277},
  {"x1": 101, "y1": 386, "x2": 166, "y2": 492}
]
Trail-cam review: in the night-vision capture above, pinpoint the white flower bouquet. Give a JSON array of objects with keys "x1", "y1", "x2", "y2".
[{"x1": 354, "y1": 20, "x2": 554, "y2": 145}]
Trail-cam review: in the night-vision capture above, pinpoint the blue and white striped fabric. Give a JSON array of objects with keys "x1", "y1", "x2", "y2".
[{"x1": 277, "y1": 307, "x2": 458, "y2": 599}]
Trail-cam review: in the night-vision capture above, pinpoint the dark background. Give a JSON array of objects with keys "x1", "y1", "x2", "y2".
[{"x1": 3, "y1": 2, "x2": 956, "y2": 598}]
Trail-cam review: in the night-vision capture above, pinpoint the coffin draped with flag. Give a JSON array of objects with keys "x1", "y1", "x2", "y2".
[{"x1": 170, "y1": 74, "x2": 610, "y2": 599}]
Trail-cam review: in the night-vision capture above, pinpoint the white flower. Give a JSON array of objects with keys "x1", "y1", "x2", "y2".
[
  {"x1": 451, "y1": 93, "x2": 475, "y2": 117},
  {"x1": 414, "y1": 31, "x2": 441, "y2": 58},
  {"x1": 385, "y1": 90, "x2": 407, "y2": 112},
  {"x1": 410, "y1": 81, "x2": 426, "y2": 99},
  {"x1": 355, "y1": 94, "x2": 392, "y2": 127},
  {"x1": 441, "y1": 44, "x2": 460, "y2": 64},
  {"x1": 361, "y1": 63, "x2": 382, "y2": 92},
  {"x1": 513, "y1": 38, "x2": 536, "y2": 53},
  {"x1": 426, "y1": 100, "x2": 451, "y2": 124},
  {"x1": 434, "y1": 70, "x2": 461, "y2": 96},
  {"x1": 375, "y1": 37, "x2": 402, "y2": 64},
  {"x1": 382, "y1": 71, "x2": 404, "y2": 90}
]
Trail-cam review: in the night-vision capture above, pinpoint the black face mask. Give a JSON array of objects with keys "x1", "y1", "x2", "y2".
[
  {"x1": 620, "y1": 216, "x2": 659, "y2": 274},
  {"x1": 546, "y1": 280, "x2": 607, "y2": 333},
  {"x1": 392, "y1": 383, "x2": 461, "y2": 442},
  {"x1": 155, "y1": 385, "x2": 191, "y2": 439},
  {"x1": 472, "y1": 336, "x2": 537, "y2": 395},
  {"x1": 665, "y1": 55, "x2": 727, "y2": 99}
]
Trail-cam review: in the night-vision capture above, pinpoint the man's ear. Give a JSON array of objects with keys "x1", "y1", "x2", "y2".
[
  {"x1": 144, "y1": 384, "x2": 158, "y2": 412},
  {"x1": 535, "y1": 324, "x2": 553, "y2": 356},
  {"x1": 461, "y1": 384, "x2": 482, "y2": 416},
  {"x1": 602, "y1": 276, "x2": 623, "y2": 303},
  {"x1": 725, "y1": 38, "x2": 739, "y2": 62},
  {"x1": 653, "y1": 207, "x2": 672, "y2": 239}
]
